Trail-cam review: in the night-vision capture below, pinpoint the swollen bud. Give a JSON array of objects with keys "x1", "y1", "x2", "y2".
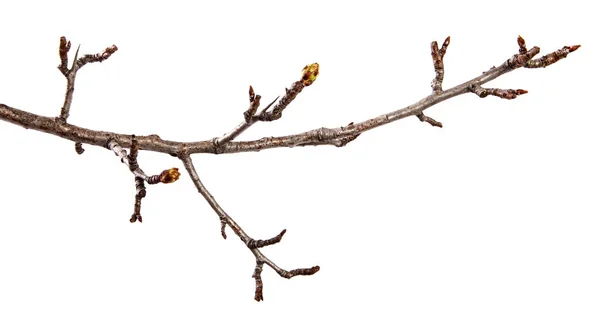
[
  {"x1": 159, "y1": 168, "x2": 181, "y2": 184},
  {"x1": 301, "y1": 63, "x2": 319, "y2": 86}
]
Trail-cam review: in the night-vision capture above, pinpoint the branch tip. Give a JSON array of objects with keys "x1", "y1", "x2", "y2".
[
  {"x1": 249, "y1": 85, "x2": 255, "y2": 102},
  {"x1": 253, "y1": 262, "x2": 265, "y2": 302},
  {"x1": 247, "y1": 229, "x2": 287, "y2": 249},
  {"x1": 287, "y1": 265, "x2": 321, "y2": 277},
  {"x1": 470, "y1": 84, "x2": 528, "y2": 99},
  {"x1": 416, "y1": 113, "x2": 443, "y2": 128},
  {"x1": 301, "y1": 63, "x2": 319, "y2": 86},
  {"x1": 220, "y1": 217, "x2": 227, "y2": 239}
]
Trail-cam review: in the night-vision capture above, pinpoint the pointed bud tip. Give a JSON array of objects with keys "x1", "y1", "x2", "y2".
[{"x1": 569, "y1": 45, "x2": 581, "y2": 52}]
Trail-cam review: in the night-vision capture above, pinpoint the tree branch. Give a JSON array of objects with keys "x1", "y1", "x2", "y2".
[
  {"x1": 179, "y1": 154, "x2": 319, "y2": 301},
  {"x1": 0, "y1": 35, "x2": 580, "y2": 301},
  {"x1": 57, "y1": 37, "x2": 118, "y2": 122}
]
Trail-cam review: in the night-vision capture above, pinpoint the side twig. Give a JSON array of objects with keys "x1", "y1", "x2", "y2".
[
  {"x1": 213, "y1": 63, "x2": 319, "y2": 150},
  {"x1": 57, "y1": 37, "x2": 118, "y2": 123},
  {"x1": 179, "y1": 153, "x2": 319, "y2": 301},
  {"x1": 107, "y1": 137, "x2": 180, "y2": 222}
]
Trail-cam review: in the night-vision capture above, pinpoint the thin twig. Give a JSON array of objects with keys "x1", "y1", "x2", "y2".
[
  {"x1": 179, "y1": 154, "x2": 319, "y2": 300},
  {"x1": 57, "y1": 37, "x2": 118, "y2": 122},
  {"x1": 469, "y1": 85, "x2": 528, "y2": 99},
  {"x1": 416, "y1": 112, "x2": 443, "y2": 128}
]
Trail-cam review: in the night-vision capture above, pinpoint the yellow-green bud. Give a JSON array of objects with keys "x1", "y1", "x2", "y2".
[{"x1": 301, "y1": 63, "x2": 319, "y2": 86}]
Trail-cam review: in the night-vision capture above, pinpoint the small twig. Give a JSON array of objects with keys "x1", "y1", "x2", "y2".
[
  {"x1": 253, "y1": 262, "x2": 265, "y2": 301},
  {"x1": 57, "y1": 37, "x2": 118, "y2": 122},
  {"x1": 469, "y1": 85, "x2": 528, "y2": 100},
  {"x1": 416, "y1": 112, "x2": 443, "y2": 128},
  {"x1": 213, "y1": 63, "x2": 319, "y2": 148},
  {"x1": 131, "y1": 177, "x2": 145, "y2": 223},
  {"x1": 526, "y1": 45, "x2": 581, "y2": 68},
  {"x1": 430, "y1": 36, "x2": 450, "y2": 94},
  {"x1": 259, "y1": 81, "x2": 305, "y2": 121}
]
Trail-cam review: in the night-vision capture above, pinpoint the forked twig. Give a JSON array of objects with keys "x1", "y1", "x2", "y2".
[{"x1": 179, "y1": 154, "x2": 319, "y2": 301}]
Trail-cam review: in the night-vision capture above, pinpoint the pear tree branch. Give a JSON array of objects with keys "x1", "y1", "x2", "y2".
[{"x1": 0, "y1": 35, "x2": 580, "y2": 301}]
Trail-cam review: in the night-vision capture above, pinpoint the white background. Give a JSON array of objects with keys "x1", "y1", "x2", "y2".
[{"x1": 0, "y1": 0, "x2": 597, "y2": 319}]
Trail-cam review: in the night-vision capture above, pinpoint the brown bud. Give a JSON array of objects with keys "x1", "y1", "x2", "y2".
[{"x1": 159, "y1": 168, "x2": 181, "y2": 184}]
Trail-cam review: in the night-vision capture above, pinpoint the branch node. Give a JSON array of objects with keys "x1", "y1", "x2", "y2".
[
  {"x1": 507, "y1": 46, "x2": 540, "y2": 69},
  {"x1": 58, "y1": 36, "x2": 71, "y2": 75},
  {"x1": 526, "y1": 44, "x2": 581, "y2": 68},
  {"x1": 281, "y1": 265, "x2": 321, "y2": 279},
  {"x1": 244, "y1": 94, "x2": 261, "y2": 122}
]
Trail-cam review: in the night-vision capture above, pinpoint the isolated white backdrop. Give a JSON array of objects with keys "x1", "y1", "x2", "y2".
[{"x1": 0, "y1": 1, "x2": 597, "y2": 319}]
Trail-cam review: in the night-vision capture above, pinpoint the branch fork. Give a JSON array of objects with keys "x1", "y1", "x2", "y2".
[{"x1": 107, "y1": 137, "x2": 180, "y2": 222}]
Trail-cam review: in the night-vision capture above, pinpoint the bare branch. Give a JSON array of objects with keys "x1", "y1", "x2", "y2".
[
  {"x1": 179, "y1": 154, "x2": 319, "y2": 300},
  {"x1": 57, "y1": 37, "x2": 118, "y2": 122},
  {"x1": 247, "y1": 229, "x2": 287, "y2": 249},
  {"x1": 416, "y1": 112, "x2": 443, "y2": 128},
  {"x1": 430, "y1": 36, "x2": 450, "y2": 94},
  {"x1": 517, "y1": 35, "x2": 580, "y2": 68},
  {"x1": 253, "y1": 261, "x2": 265, "y2": 301},
  {"x1": 469, "y1": 85, "x2": 528, "y2": 99},
  {"x1": 213, "y1": 63, "x2": 319, "y2": 149},
  {"x1": 57, "y1": 36, "x2": 71, "y2": 76},
  {"x1": 0, "y1": 35, "x2": 581, "y2": 300}
]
